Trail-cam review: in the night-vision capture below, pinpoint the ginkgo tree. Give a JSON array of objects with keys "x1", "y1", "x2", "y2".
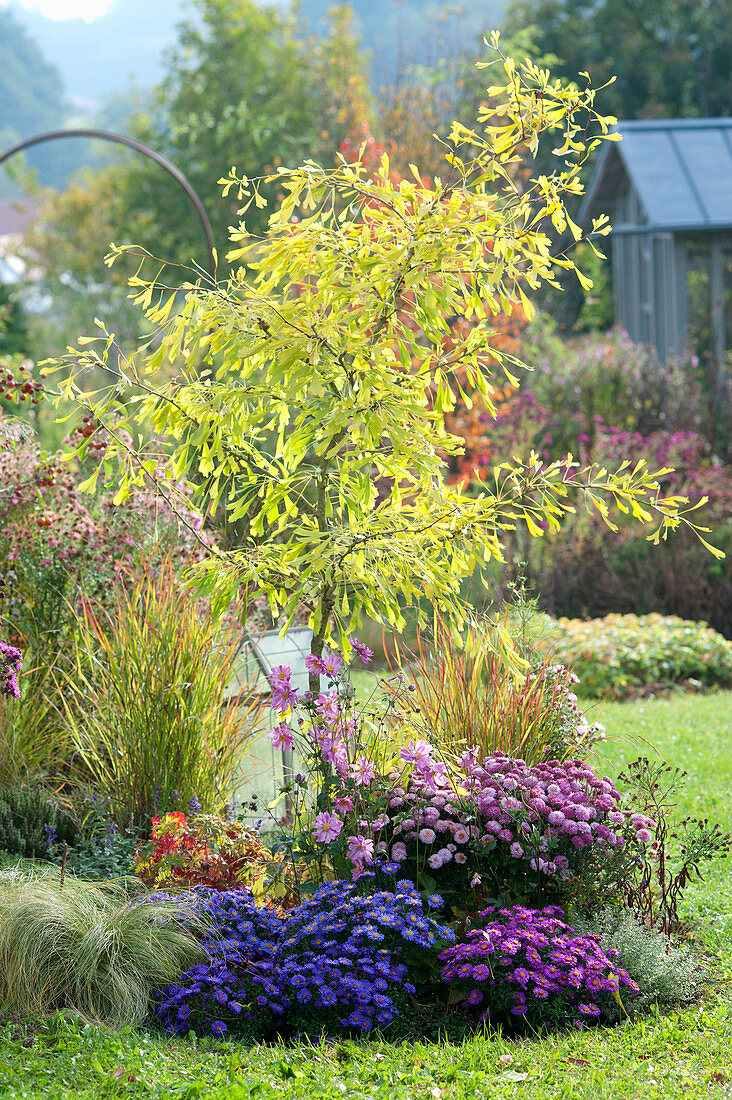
[{"x1": 44, "y1": 35, "x2": 721, "y2": 684}]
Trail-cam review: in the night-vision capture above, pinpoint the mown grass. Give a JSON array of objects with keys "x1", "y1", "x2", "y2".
[{"x1": 0, "y1": 690, "x2": 730, "y2": 1099}]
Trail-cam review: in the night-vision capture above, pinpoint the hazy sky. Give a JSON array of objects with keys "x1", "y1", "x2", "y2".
[{"x1": 12, "y1": 0, "x2": 114, "y2": 19}]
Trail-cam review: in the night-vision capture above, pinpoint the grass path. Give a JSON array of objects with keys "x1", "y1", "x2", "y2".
[{"x1": 0, "y1": 692, "x2": 730, "y2": 1099}]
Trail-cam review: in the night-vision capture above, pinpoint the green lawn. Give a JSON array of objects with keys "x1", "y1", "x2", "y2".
[{"x1": 1, "y1": 691, "x2": 730, "y2": 1100}]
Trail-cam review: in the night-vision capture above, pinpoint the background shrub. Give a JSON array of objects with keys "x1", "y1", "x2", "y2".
[{"x1": 541, "y1": 614, "x2": 732, "y2": 699}]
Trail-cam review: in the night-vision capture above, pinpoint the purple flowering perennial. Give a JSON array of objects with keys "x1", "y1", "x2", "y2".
[
  {"x1": 152, "y1": 879, "x2": 453, "y2": 1039},
  {"x1": 439, "y1": 905, "x2": 638, "y2": 1031}
]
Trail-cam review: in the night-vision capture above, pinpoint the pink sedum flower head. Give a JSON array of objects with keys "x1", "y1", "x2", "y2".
[
  {"x1": 268, "y1": 723, "x2": 294, "y2": 751},
  {"x1": 312, "y1": 811, "x2": 344, "y2": 843}
]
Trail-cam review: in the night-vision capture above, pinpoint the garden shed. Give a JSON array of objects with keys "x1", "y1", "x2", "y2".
[{"x1": 580, "y1": 118, "x2": 732, "y2": 362}]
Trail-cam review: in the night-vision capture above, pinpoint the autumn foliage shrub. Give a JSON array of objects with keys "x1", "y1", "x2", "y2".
[{"x1": 134, "y1": 811, "x2": 297, "y2": 907}]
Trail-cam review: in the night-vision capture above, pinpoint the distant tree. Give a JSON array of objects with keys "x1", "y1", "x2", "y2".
[
  {"x1": 0, "y1": 284, "x2": 30, "y2": 358},
  {"x1": 0, "y1": 9, "x2": 73, "y2": 191},
  {"x1": 503, "y1": 0, "x2": 732, "y2": 119},
  {"x1": 0, "y1": 10, "x2": 64, "y2": 139},
  {"x1": 18, "y1": 1, "x2": 372, "y2": 358},
  {"x1": 120, "y1": 0, "x2": 373, "y2": 262}
]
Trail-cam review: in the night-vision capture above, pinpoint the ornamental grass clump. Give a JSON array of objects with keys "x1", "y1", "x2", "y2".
[
  {"x1": 59, "y1": 559, "x2": 261, "y2": 825},
  {"x1": 439, "y1": 905, "x2": 639, "y2": 1031},
  {"x1": 0, "y1": 865, "x2": 203, "y2": 1025},
  {"x1": 153, "y1": 879, "x2": 453, "y2": 1039},
  {"x1": 389, "y1": 614, "x2": 604, "y2": 765}
]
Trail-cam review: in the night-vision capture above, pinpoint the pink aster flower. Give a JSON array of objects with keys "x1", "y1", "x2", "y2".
[
  {"x1": 453, "y1": 826, "x2": 469, "y2": 844},
  {"x1": 350, "y1": 756, "x2": 376, "y2": 787},
  {"x1": 270, "y1": 664, "x2": 292, "y2": 685},
  {"x1": 267, "y1": 723, "x2": 294, "y2": 751},
  {"x1": 312, "y1": 812, "x2": 343, "y2": 843},
  {"x1": 418, "y1": 828, "x2": 436, "y2": 844}
]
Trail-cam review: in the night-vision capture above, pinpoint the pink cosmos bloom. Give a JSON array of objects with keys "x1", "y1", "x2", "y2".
[
  {"x1": 346, "y1": 834, "x2": 374, "y2": 865},
  {"x1": 270, "y1": 664, "x2": 292, "y2": 685},
  {"x1": 267, "y1": 723, "x2": 294, "y2": 751},
  {"x1": 350, "y1": 638, "x2": 374, "y2": 665},
  {"x1": 315, "y1": 689, "x2": 340, "y2": 720},
  {"x1": 305, "y1": 654, "x2": 327, "y2": 676},
  {"x1": 269, "y1": 681, "x2": 299, "y2": 715},
  {"x1": 350, "y1": 756, "x2": 376, "y2": 787},
  {"x1": 313, "y1": 812, "x2": 343, "y2": 843},
  {"x1": 400, "y1": 739, "x2": 433, "y2": 766},
  {"x1": 333, "y1": 795, "x2": 354, "y2": 814},
  {"x1": 321, "y1": 650, "x2": 344, "y2": 677}
]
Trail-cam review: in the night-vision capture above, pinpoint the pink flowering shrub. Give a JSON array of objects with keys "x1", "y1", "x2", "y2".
[{"x1": 439, "y1": 904, "x2": 639, "y2": 1031}]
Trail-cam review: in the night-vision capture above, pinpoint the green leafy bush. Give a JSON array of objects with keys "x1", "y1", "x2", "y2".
[
  {"x1": 0, "y1": 864, "x2": 203, "y2": 1025},
  {"x1": 0, "y1": 783, "x2": 77, "y2": 861},
  {"x1": 542, "y1": 613, "x2": 732, "y2": 699},
  {"x1": 573, "y1": 909, "x2": 706, "y2": 1018}
]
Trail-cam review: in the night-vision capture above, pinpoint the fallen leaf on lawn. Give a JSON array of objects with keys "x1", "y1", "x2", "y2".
[
  {"x1": 111, "y1": 1068, "x2": 126, "y2": 1080},
  {"x1": 709, "y1": 1071, "x2": 728, "y2": 1084},
  {"x1": 499, "y1": 1053, "x2": 514, "y2": 1065},
  {"x1": 565, "y1": 1057, "x2": 592, "y2": 1067},
  {"x1": 498, "y1": 1070, "x2": 529, "y2": 1082}
]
